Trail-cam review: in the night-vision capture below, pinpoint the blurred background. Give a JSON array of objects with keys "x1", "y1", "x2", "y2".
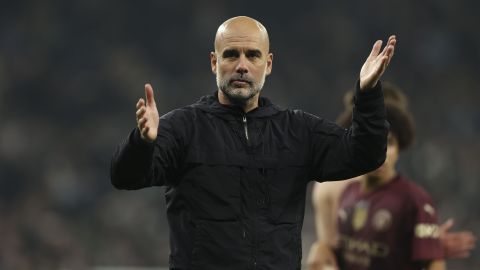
[{"x1": 1, "y1": 0, "x2": 479, "y2": 269}]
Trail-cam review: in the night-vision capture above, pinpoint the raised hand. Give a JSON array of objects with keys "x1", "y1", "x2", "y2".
[
  {"x1": 136, "y1": 83, "x2": 160, "y2": 142},
  {"x1": 440, "y1": 219, "x2": 477, "y2": 259},
  {"x1": 359, "y1": 35, "x2": 396, "y2": 90}
]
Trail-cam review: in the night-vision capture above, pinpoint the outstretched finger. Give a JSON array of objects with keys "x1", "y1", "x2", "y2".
[
  {"x1": 136, "y1": 107, "x2": 146, "y2": 119},
  {"x1": 387, "y1": 35, "x2": 396, "y2": 46},
  {"x1": 440, "y1": 219, "x2": 455, "y2": 235},
  {"x1": 137, "y1": 98, "x2": 145, "y2": 110},
  {"x1": 367, "y1": 40, "x2": 383, "y2": 60},
  {"x1": 382, "y1": 43, "x2": 396, "y2": 68},
  {"x1": 380, "y1": 37, "x2": 396, "y2": 57},
  {"x1": 465, "y1": 233, "x2": 477, "y2": 246},
  {"x1": 145, "y1": 83, "x2": 156, "y2": 107},
  {"x1": 381, "y1": 55, "x2": 389, "y2": 72}
]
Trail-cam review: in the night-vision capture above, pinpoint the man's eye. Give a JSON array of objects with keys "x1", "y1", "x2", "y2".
[{"x1": 246, "y1": 51, "x2": 261, "y2": 58}]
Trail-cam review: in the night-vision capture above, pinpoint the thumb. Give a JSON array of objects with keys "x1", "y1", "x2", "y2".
[
  {"x1": 145, "y1": 83, "x2": 156, "y2": 107},
  {"x1": 440, "y1": 218, "x2": 454, "y2": 233}
]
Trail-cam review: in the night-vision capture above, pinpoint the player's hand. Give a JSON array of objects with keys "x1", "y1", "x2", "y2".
[
  {"x1": 307, "y1": 241, "x2": 339, "y2": 270},
  {"x1": 359, "y1": 35, "x2": 396, "y2": 90},
  {"x1": 440, "y1": 219, "x2": 477, "y2": 259},
  {"x1": 136, "y1": 83, "x2": 160, "y2": 142}
]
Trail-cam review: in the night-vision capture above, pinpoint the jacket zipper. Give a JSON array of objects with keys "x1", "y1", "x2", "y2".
[
  {"x1": 243, "y1": 115, "x2": 256, "y2": 268},
  {"x1": 242, "y1": 115, "x2": 250, "y2": 143},
  {"x1": 244, "y1": 114, "x2": 257, "y2": 268}
]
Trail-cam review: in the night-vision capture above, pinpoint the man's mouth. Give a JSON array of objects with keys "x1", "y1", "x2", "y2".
[{"x1": 230, "y1": 79, "x2": 251, "y2": 87}]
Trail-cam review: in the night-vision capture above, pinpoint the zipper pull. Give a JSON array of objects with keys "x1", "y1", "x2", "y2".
[{"x1": 242, "y1": 115, "x2": 250, "y2": 142}]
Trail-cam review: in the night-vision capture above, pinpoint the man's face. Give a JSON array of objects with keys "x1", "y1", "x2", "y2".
[
  {"x1": 366, "y1": 133, "x2": 400, "y2": 180},
  {"x1": 210, "y1": 22, "x2": 272, "y2": 103}
]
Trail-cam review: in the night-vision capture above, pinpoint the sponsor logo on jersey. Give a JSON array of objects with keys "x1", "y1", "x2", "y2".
[
  {"x1": 352, "y1": 201, "x2": 369, "y2": 231},
  {"x1": 340, "y1": 235, "x2": 390, "y2": 257},
  {"x1": 372, "y1": 209, "x2": 392, "y2": 232},
  {"x1": 414, "y1": 223, "x2": 440, "y2": 239}
]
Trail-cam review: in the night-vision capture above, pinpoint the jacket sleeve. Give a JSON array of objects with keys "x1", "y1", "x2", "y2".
[
  {"x1": 309, "y1": 81, "x2": 388, "y2": 181},
  {"x1": 110, "y1": 111, "x2": 186, "y2": 189}
]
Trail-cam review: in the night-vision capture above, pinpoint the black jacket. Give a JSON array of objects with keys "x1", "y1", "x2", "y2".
[{"x1": 110, "y1": 83, "x2": 388, "y2": 270}]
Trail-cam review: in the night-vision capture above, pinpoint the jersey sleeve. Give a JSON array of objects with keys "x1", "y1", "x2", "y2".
[{"x1": 409, "y1": 187, "x2": 444, "y2": 261}]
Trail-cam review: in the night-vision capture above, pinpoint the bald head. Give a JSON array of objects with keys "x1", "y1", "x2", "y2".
[
  {"x1": 210, "y1": 16, "x2": 273, "y2": 112},
  {"x1": 214, "y1": 16, "x2": 270, "y2": 53}
]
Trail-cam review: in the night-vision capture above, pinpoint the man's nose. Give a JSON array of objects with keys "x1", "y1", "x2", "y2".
[{"x1": 235, "y1": 55, "x2": 249, "y2": 75}]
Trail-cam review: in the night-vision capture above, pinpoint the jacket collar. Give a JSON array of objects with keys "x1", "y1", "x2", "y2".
[{"x1": 194, "y1": 91, "x2": 283, "y2": 120}]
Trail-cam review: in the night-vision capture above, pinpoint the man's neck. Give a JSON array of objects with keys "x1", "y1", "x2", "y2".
[
  {"x1": 217, "y1": 90, "x2": 259, "y2": 113},
  {"x1": 361, "y1": 170, "x2": 397, "y2": 193}
]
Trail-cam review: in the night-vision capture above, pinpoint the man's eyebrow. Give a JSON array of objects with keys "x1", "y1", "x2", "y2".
[
  {"x1": 222, "y1": 49, "x2": 239, "y2": 57},
  {"x1": 246, "y1": 49, "x2": 262, "y2": 57}
]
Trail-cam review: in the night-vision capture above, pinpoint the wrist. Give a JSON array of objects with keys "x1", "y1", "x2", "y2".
[{"x1": 360, "y1": 79, "x2": 378, "y2": 92}]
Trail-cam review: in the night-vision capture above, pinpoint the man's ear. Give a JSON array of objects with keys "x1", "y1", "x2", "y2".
[
  {"x1": 210, "y1": 52, "x2": 217, "y2": 74},
  {"x1": 265, "y1": 52, "x2": 273, "y2": 76}
]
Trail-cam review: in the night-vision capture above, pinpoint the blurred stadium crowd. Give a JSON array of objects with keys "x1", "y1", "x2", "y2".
[{"x1": 0, "y1": 0, "x2": 479, "y2": 269}]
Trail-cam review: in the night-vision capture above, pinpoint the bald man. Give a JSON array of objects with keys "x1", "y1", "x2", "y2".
[{"x1": 111, "y1": 16, "x2": 396, "y2": 270}]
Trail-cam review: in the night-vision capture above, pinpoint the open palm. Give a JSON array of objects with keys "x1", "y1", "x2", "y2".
[
  {"x1": 136, "y1": 83, "x2": 160, "y2": 142},
  {"x1": 360, "y1": 35, "x2": 396, "y2": 90}
]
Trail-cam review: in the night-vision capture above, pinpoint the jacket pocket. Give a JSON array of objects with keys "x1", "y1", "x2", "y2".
[
  {"x1": 190, "y1": 219, "x2": 250, "y2": 270},
  {"x1": 258, "y1": 223, "x2": 302, "y2": 270}
]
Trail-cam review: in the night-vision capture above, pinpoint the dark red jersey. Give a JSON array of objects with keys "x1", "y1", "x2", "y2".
[{"x1": 336, "y1": 174, "x2": 443, "y2": 270}]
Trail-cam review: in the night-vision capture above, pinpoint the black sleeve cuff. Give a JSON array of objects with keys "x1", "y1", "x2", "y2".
[
  {"x1": 130, "y1": 128, "x2": 155, "y2": 149},
  {"x1": 354, "y1": 80, "x2": 384, "y2": 110}
]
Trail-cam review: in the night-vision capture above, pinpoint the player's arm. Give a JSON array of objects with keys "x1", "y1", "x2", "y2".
[
  {"x1": 416, "y1": 219, "x2": 476, "y2": 269},
  {"x1": 410, "y1": 188, "x2": 445, "y2": 268},
  {"x1": 307, "y1": 181, "x2": 353, "y2": 270},
  {"x1": 307, "y1": 182, "x2": 339, "y2": 270},
  {"x1": 311, "y1": 181, "x2": 353, "y2": 245},
  {"x1": 439, "y1": 219, "x2": 477, "y2": 259}
]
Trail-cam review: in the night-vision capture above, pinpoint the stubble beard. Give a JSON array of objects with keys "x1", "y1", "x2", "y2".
[{"x1": 217, "y1": 73, "x2": 265, "y2": 107}]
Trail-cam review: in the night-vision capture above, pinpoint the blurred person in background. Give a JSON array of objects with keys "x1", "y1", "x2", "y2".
[
  {"x1": 110, "y1": 15, "x2": 396, "y2": 270},
  {"x1": 307, "y1": 84, "x2": 477, "y2": 270}
]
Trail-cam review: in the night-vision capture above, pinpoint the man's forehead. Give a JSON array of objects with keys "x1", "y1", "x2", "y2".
[
  {"x1": 214, "y1": 16, "x2": 269, "y2": 52},
  {"x1": 217, "y1": 33, "x2": 266, "y2": 51}
]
